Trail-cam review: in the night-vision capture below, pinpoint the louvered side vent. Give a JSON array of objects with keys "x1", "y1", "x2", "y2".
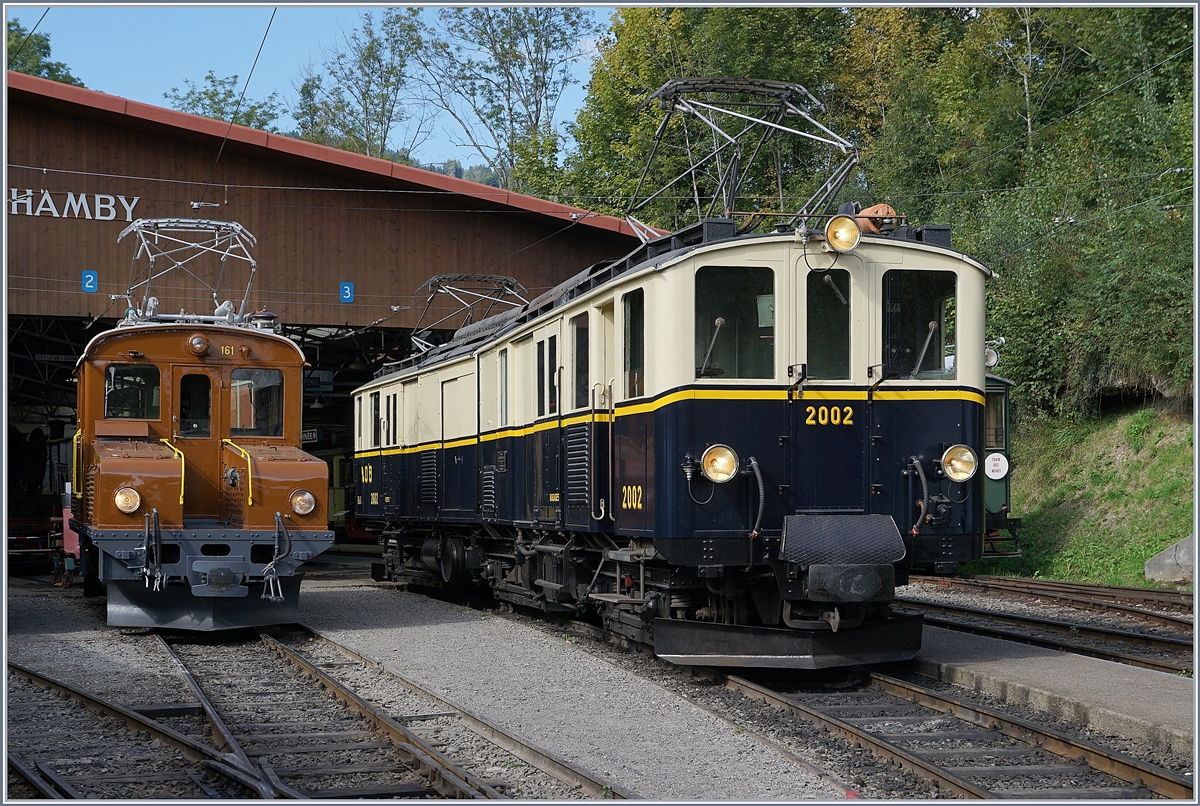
[
  {"x1": 420, "y1": 450, "x2": 439, "y2": 505},
  {"x1": 481, "y1": 466, "x2": 497, "y2": 515},
  {"x1": 565, "y1": 423, "x2": 590, "y2": 508},
  {"x1": 83, "y1": 465, "x2": 98, "y2": 521}
]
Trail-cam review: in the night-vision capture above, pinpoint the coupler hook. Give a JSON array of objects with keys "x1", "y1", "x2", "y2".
[
  {"x1": 141, "y1": 508, "x2": 163, "y2": 591},
  {"x1": 262, "y1": 512, "x2": 293, "y2": 604}
]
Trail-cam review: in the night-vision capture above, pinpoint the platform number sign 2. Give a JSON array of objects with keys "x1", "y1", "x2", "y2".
[
  {"x1": 81, "y1": 270, "x2": 98, "y2": 293},
  {"x1": 340, "y1": 282, "x2": 355, "y2": 303}
]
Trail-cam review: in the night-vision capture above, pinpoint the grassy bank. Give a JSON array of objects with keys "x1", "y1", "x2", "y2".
[{"x1": 968, "y1": 406, "x2": 1194, "y2": 588}]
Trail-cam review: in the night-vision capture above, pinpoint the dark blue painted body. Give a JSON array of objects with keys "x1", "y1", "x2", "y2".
[{"x1": 355, "y1": 383, "x2": 984, "y2": 571}]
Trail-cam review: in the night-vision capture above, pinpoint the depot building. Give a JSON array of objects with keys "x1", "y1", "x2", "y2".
[{"x1": 6, "y1": 70, "x2": 643, "y2": 527}]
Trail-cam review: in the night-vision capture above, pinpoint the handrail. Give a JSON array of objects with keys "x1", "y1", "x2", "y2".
[
  {"x1": 221, "y1": 439, "x2": 254, "y2": 506},
  {"x1": 158, "y1": 439, "x2": 186, "y2": 505},
  {"x1": 72, "y1": 429, "x2": 83, "y2": 499}
]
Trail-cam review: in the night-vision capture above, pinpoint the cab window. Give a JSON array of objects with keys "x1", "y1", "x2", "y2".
[
  {"x1": 623, "y1": 289, "x2": 645, "y2": 397},
  {"x1": 178, "y1": 374, "x2": 211, "y2": 437},
  {"x1": 104, "y1": 365, "x2": 160, "y2": 419},
  {"x1": 695, "y1": 266, "x2": 774, "y2": 379},
  {"x1": 882, "y1": 270, "x2": 957, "y2": 380},
  {"x1": 230, "y1": 369, "x2": 284, "y2": 436},
  {"x1": 807, "y1": 270, "x2": 850, "y2": 379}
]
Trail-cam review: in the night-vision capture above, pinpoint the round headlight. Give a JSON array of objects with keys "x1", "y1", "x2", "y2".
[
  {"x1": 941, "y1": 445, "x2": 978, "y2": 482},
  {"x1": 290, "y1": 489, "x2": 316, "y2": 516},
  {"x1": 824, "y1": 215, "x2": 862, "y2": 253},
  {"x1": 700, "y1": 445, "x2": 740, "y2": 483},
  {"x1": 114, "y1": 486, "x2": 141, "y2": 514},
  {"x1": 186, "y1": 333, "x2": 209, "y2": 356}
]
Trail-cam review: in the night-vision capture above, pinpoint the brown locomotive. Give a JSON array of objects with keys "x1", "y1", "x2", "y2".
[{"x1": 69, "y1": 219, "x2": 333, "y2": 629}]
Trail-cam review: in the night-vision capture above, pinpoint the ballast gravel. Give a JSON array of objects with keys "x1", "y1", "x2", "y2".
[{"x1": 298, "y1": 583, "x2": 845, "y2": 801}]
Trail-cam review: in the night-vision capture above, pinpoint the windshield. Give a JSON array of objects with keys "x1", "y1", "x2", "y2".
[
  {"x1": 695, "y1": 265, "x2": 774, "y2": 379},
  {"x1": 230, "y1": 368, "x2": 284, "y2": 436},
  {"x1": 882, "y1": 270, "x2": 957, "y2": 380},
  {"x1": 104, "y1": 364, "x2": 160, "y2": 419}
]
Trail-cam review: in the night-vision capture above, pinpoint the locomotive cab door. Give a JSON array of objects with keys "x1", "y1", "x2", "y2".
[
  {"x1": 790, "y1": 265, "x2": 870, "y2": 513},
  {"x1": 173, "y1": 367, "x2": 223, "y2": 523},
  {"x1": 531, "y1": 321, "x2": 563, "y2": 526}
]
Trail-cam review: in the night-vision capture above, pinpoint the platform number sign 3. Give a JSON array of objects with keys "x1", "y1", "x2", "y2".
[
  {"x1": 81, "y1": 270, "x2": 98, "y2": 293},
  {"x1": 340, "y1": 282, "x2": 355, "y2": 303}
]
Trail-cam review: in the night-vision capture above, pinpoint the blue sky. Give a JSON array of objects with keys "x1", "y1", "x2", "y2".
[{"x1": 7, "y1": 5, "x2": 610, "y2": 166}]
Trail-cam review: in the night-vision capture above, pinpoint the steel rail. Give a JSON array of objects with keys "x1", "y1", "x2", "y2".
[
  {"x1": 866, "y1": 671, "x2": 1194, "y2": 800},
  {"x1": 711, "y1": 669, "x2": 1191, "y2": 800},
  {"x1": 293, "y1": 626, "x2": 640, "y2": 799},
  {"x1": 918, "y1": 574, "x2": 1194, "y2": 613},
  {"x1": 6, "y1": 753, "x2": 64, "y2": 799},
  {"x1": 6, "y1": 661, "x2": 257, "y2": 797},
  {"x1": 258, "y1": 632, "x2": 497, "y2": 799},
  {"x1": 896, "y1": 600, "x2": 1192, "y2": 674},
  {"x1": 710, "y1": 671, "x2": 993, "y2": 798},
  {"x1": 154, "y1": 634, "x2": 264, "y2": 782},
  {"x1": 911, "y1": 575, "x2": 1193, "y2": 630}
]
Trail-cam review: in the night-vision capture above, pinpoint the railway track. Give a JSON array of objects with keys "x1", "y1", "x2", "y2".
[
  {"x1": 893, "y1": 599, "x2": 1193, "y2": 675},
  {"x1": 10, "y1": 624, "x2": 633, "y2": 800},
  {"x1": 7, "y1": 662, "x2": 245, "y2": 798},
  {"x1": 716, "y1": 669, "x2": 1193, "y2": 800},
  {"x1": 911, "y1": 575, "x2": 1193, "y2": 630}
]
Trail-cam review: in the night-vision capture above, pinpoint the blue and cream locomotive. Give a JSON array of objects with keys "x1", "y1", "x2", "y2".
[
  {"x1": 355, "y1": 211, "x2": 1000, "y2": 667},
  {"x1": 354, "y1": 80, "x2": 1003, "y2": 667}
]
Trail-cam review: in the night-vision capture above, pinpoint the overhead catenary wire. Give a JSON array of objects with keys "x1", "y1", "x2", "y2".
[
  {"x1": 9, "y1": 163, "x2": 1186, "y2": 209},
  {"x1": 6, "y1": 8, "x2": 50, "y2": 68},
  {"x1": 998, "y1": 185, "x2": 1192, "y2": 259},
  {"x1": 195, "y1": 8, "x2": 277, "y2": 209}
]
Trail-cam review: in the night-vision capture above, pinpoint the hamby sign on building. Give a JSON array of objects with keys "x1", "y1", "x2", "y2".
[{"x1": 9, "y1": 189, "x2": 141, "y2": 221}]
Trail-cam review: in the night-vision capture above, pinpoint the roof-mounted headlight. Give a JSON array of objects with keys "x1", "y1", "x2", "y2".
[
  {"x1": 700, "y1": 444, "x2": 740, "y2": 483},
  {"x1": 825, "y1": 215, "x2": 861, "y2": 253}
]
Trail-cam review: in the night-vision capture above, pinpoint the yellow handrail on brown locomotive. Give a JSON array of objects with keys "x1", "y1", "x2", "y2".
[
  {"x1": 221, "y1": 439, "x2": 254, "y2": 507},
  {"x1": 158, "y1": 439, "x2": 186, "y2": 505},
  {"x1": 72, "y1": 429, "x2": 82, "y2": 499}
]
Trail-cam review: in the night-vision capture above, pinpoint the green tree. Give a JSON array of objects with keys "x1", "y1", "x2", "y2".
[
  {"x1": 292, "y1": 9, "x2": 428, "y2": 161},
  {"x1": 419, "y1": 8, "x2": 601, "y2": 192},
  {"x1": 164, "y1": 70, "x2": 283, "y2": 130},
  {"x1": 7, "y1": 18, "x2": 83, "y2": 86},
  {"x1": 566, "y1": 8, "x2": 847, "y2": 229}
]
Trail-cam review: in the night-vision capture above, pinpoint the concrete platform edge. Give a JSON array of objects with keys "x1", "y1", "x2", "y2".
[{"x1": 910, "y1": 656, "x2": 1193, "y2": 758}]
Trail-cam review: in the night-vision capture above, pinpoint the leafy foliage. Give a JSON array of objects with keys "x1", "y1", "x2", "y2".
[
  {"x1": 568, "y1": 7, "x2": 1192, "y2": 416},
  {"x1": 418, "y1": 8, "x2": 601, "y2": 193},
  {"x1": 164, "y1": 71, "x2": 283, "y2": 131},
  {"x1": 290, "y1": 9, "x2": 427, "y2": 161},
  {"x1": 7, "y1": 18, "x2": 83, "y2": 86}
]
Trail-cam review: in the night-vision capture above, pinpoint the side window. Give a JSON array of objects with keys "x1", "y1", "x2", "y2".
[
  {"x1": 104, "y1": 364, "x2": 160, "y2": 419},
  {"x1": 356, "y1": 396, "x2": 363, "y2": 449},
  {"x1": 230, "y1": 368, "x2": 284, "y2": 436},
  {"x1": 178, "y1": 374, "x2": 211, "y2": 437},
  {"x1": 499, "y1": 349, "x2": 509, "y2": 426},
  {"x1": 807, "y1": 269, "x2": 850, "y2": 379},
  {"x1": 548, "y1": 334, "x2": 558, "y2": 415},
  {"x1": 370, "y1": 391, "x2": 381, "y2": 448},
  {"x1": 571, "y1": 313, "x2": 589, "y2": 409},
  {"x1": 985, "y1": 392, "x2": 1006, "y2": 450},
  {"x1": 623, "y1": 289, "x2": 645, "y2": 397},
  {"x1": 882, "y1": 270, "x2": 957, "y2": 380},
  {"x1": 390, "y1": 392, "x2": 398, "y2": 446},
  {"x1": 537, "y1": 340, "x2": 546, "y2": 417},
  {"x1": 695, "y1": 266, "x2": 774, "y2": 379}
]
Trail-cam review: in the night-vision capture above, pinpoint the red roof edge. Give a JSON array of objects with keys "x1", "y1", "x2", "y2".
[{"x1": 7, "y1": 70, "x2": 659, "y2": 240}]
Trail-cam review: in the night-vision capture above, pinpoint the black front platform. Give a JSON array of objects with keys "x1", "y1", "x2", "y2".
[{"x1": 652, "y1": 613, "x2": 923, "y2": 669}]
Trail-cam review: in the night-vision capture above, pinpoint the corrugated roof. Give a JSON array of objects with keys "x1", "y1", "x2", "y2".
[{"x1": 6, "y1": 70, "x2": 645, "y2": 240}]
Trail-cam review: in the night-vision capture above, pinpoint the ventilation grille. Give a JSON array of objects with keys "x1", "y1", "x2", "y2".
[
  {"x1": 420, "y1": 450, "x2": 439, "y2": 505},
  {"x1": 481, "y1": 466, "x2": 497, "y2": 515},
  {"x1": 564, "y1": 423, "x2": 590, "y2": 507}
]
